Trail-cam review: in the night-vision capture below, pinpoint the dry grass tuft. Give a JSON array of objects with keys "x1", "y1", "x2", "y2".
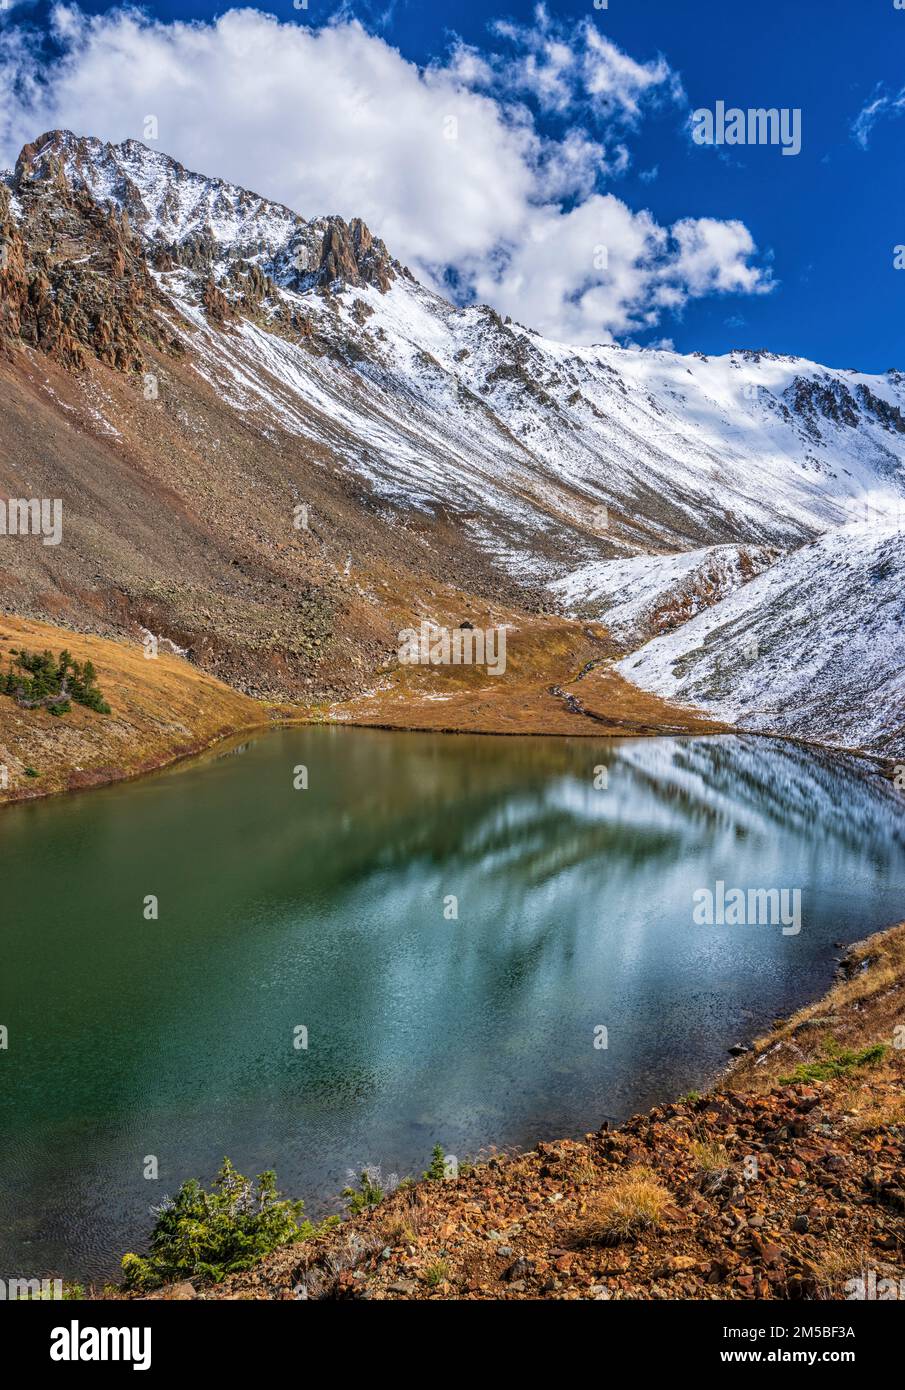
[
  {"x1": 423, "y1": 1259, "x2": 451, "y2": 1288},
  {"x1": 689, "y1": 1139, "x2": 730, "y2": 1172},
  {"x1": 811, "y1": 1244, "x2": 872, "y2": 1300},
  {"x1": 379, "y1": 1194, "x2": 428, "y2": 1246},
  {"x1": 581, "y1": 1167, "x2": 671, "y2": 1244}
]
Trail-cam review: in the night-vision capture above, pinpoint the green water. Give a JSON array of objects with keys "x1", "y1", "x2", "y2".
[{"x1": 1, "y1": 727, "x2": 903, "y2": 1280}]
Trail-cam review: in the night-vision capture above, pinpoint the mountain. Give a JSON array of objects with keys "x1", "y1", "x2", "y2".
[
  {"x1": 617, "y1": 525, "x2": 905, "y2": 759},
  {"x1": 1, "y1": 130, "x2": 903, "y2": 754},
  {"x1": 550, "y1": 543, "x2": 780, "y2": 644}
]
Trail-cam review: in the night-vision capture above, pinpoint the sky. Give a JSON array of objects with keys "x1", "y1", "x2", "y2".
[{"x1": 1, "y1": 0, "x2": 903, "y2": 370}]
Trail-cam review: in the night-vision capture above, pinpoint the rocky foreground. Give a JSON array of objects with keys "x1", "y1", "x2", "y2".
[{"x1": 142, "y1": 923, "x2": 905, "y2": 1302}]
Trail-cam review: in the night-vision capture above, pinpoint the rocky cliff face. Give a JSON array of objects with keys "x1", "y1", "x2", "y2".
[
  {"x1": 784, "y1": 373, "x2": 905, "y2": 444},
  {"x1": 1, "y1": 130, "x2": 397, "y2": 370},
  {"x1": 2, "y1": 134, "x2": 185, "y2": 370}
]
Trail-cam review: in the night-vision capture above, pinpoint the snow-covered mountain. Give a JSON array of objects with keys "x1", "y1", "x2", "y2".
[
  {"x1": 617, "y1": 526, "x2": 905, "y2": 759},
  {"x1": 1, "y1": 130, "x2": 903, "y2": 755},
  {"x1": 550, "y1": 543, "x2": 780, "y2": 643},
  {"x1": 10, "y1": 132, "x2": 905, "y2": 566}
]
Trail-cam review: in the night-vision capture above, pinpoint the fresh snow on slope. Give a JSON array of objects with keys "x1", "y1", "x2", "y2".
[
  {"x1": 551, "y1": 544, "x2": 779, "y2": 641},
  {"x1": 617, "y1": 525, "x2": 905, "y2": 758},
  {"x1": 6, "y1": 131, "x2": 905, "y2": 759},
  {"x1": 17, "y1": 132, "x2": 905, "y2": 570},
  {"x1": 154, "y1": 262, "x2": 905, "y2": 569}
]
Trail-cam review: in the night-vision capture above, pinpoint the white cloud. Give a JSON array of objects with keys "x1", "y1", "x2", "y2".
[
  {"x1": 852, "y1": 82, "x2": 905, "y2": 148},
  {"x1": 0, "y1": 5, "x2": 772, "y2": 345},
  {"x1": 487, "y1": 4, "x2": 683, "y2": 119},
  {"x1": 671, "y1": 219, "x2": 768, "y2": 296}
]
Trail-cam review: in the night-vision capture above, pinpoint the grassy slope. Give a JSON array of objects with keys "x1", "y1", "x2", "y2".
[
  {"x1": 725, "y1": 922, "x2": 905, "y2": 1104},
  {"x1": 326, "y1": 613, "x2": 728, "y2": 738},
  {"x1": 0, "y1": 613, "x2": 278, "y2": 804},
  {"x1": 0, "y1": 609, "x2": 728, "y2": 809}
]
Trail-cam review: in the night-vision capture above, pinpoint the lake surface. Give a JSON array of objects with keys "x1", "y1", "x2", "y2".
[{"x1": 1, "y1": 728, "x2": 904, "y2": 1281}]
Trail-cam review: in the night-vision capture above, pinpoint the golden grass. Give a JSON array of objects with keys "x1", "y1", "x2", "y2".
[
  {"x1": 379, "y1": 1193, "x2": 430, "y2": 1247},
  {"x1": 791, "y1": 928, "x2": 905, "y2": 1020},
  {"x1": 811, "y1": 1244, "x2": 872, "y2": 1300},
  {"x1": 327, "y1": 613, "x2": 725, "y2": 739},
  {"x1": 726, "y1": 920, "x2": 905, "y2": 1095},
  {"x1": 571, "y1": 1158, "x2": 603, "y2": 1186},
  {"x1": 582, "y1": 1167, "x2": 671, "y2": 1243},
  {"x1": 689, "y1": 1139, "x2": 731, "y2": 1173},
  {"x1": 0, "y1": 612, "x2": 280, "y2": 804},
  {"x1": 838, "y1": 1078, "x2": 905, "y2": 1133},
  {"x1": 0, "y1": 603, "x2": 726, "y2": 811}
]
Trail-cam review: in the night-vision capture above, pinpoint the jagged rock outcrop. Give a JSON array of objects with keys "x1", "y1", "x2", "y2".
[
  {"x1": 1, "y1": 130, "x2": 396, "y2": 361},
  {"x1": 317, "y1": 217, "x2": 394, "y2": 292},
  {"x1": 1, "y1": 132, "x2": 182, "y2": 370},
  {"x1": 784, "y1": 373, "x2": 905, "y2": 439},
  {"x1": 202, "y1": 277, "x2": 236, "y2": 325}
]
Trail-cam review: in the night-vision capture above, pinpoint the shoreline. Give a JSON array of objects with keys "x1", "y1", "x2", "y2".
[
  {"x1": 85, "y1": 915, "x2": 904, "y2": 1302},
  {"x1": 3, "y1": 610, "x2": 899, "y2": 810},
  {"x1": 4, "y1": 712, "x2": 897, "y2": 813},
  {"x1": 4, "y1": 708, "x2": 896, "y2": 812},
  {"x1": 209, "y1": 918, "x2": 905, "y2": 1302}
]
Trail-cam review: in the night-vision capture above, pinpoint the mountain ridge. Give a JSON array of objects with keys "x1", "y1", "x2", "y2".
[{"x1": 1, "y1": 129, "x2": 903, "y2": 758}]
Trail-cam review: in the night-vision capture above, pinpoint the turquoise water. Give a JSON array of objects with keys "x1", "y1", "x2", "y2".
[{"x1": 1, "y1": 727, "x2": 903, "y2": 1280}]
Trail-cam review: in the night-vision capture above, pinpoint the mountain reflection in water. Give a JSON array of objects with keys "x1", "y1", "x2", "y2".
[{"x1": 0, "y1": 729, "x2": 903, "y2": 1280}]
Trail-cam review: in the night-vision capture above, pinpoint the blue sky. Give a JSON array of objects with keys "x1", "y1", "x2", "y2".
[{"x1": 2, "y1": 0, "x2": 903, "y2": 369}]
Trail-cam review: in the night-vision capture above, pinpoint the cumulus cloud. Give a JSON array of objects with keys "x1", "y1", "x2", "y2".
[
  {"x1": 671, "y1": 219, "x2": 768, "y2": 296},
  {"x1": 0, "y1": 5, "x2": 772, "y2": 344},
  {"x1": 486, "y1": 4, "x2": 683, "y2": 119}
]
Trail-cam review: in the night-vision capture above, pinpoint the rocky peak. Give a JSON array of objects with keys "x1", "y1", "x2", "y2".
[
  {"x1": 317, "y1": 216, "x2": 394, "y2": 293},
  {"x1": 10, "y1": 130, "x2": 397, "y2": 299},
  {"x1": 2, "y1": 132, "x2": 182, "y2": 370},
  {"x1": 13, "y1": 131, "x2": 71, "y2": 190},
  {"x1": 0, "y1": 129, "x2": 407, "y2": 371}
]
